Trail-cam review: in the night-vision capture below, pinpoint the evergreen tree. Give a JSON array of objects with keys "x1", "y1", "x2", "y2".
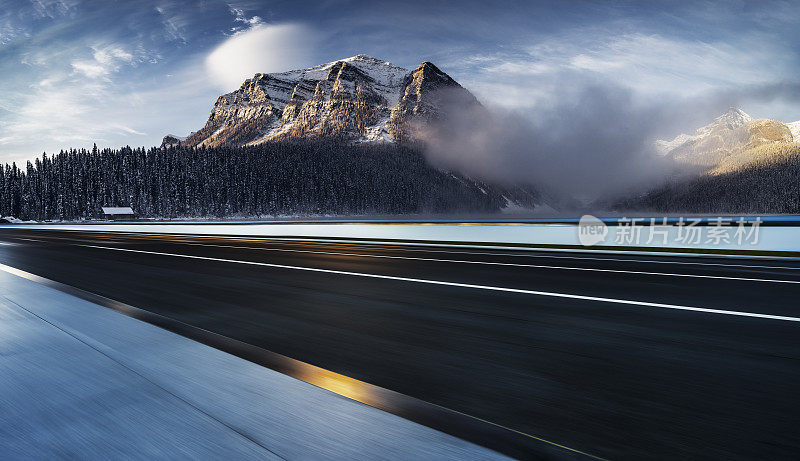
[{"x1": 0, "y1": 141, "x2": 530, "y2": 220}]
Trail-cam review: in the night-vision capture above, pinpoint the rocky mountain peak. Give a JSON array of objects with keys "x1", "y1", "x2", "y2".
[
  {"x1": 344, "y1": 54, "x2": 390, "y2": 64},
  {"x1": 414, "y1": 61, "x2": 457, "y2": 85},
  {"x1": 387, "y1": 61, "x2": 480, "y2": 141},
  {"x1": 326, "y1": 60, "x2": 375, "y2": 85},
  {"x1": 174, "y1": 56, "x2": 479, "y2": 148},
  {"x1": 709, "y1": 107, "x2": 752, "y2": 131}
]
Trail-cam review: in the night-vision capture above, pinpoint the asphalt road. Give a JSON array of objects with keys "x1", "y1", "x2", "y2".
[{"x1": 1, "y1": 228, "x2": 798, "y2": 460}]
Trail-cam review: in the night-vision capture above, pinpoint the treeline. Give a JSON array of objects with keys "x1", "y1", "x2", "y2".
[
  {"x1": 0, "y1": 141, "x2": 518, "y2": 221},
  {"x1": 616, "y1": 143, "x2": 800, "y2": 214}
]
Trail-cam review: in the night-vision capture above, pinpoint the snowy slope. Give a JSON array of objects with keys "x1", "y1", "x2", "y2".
[
  {"x1": 654, "y1": 108, "x2": 794, "y2": 168},
  {"x1": 242, "y1": 55, "x2": 409, "y2": 112},
  {"x1": 789, "y1": 120, "x2": 800, "y2": 142},
  {"x1": 654, "y1": 108, "x2": 752, "y2": 155}
]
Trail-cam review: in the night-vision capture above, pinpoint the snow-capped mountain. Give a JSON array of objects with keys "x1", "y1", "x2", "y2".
[
  {"x1": 655, "y1": 107, "x2": 795, "y2": 168},
  {"x1": 167, "y1": 55, "x2": 477, "y2": 148},
  {"x1": 654, "y1": 107, "x2": 752, "y2": 156}
]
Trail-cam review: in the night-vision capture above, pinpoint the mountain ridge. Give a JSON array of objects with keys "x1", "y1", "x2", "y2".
[
  {"x1": 617, "y1": 110, "x2": 800, "y2": 213},
  {"x1": 654, "y1": 107, "x2": 797, "y2": 169},
  {"x1": 168, "y1": 55, "x2": 476, "y2": 148}
]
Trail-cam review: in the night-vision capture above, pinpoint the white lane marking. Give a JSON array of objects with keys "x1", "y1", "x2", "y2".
[
  {"x1": 15, "y1": 237, "x2": 45, "y2": 242},
  {"x1": 315, "y1": 244, "x2": 800, "y2": 270},
  {"x1": 108, "y1": 235, "x2": 799, "y2": 270},
  {"x1": 79, "y1": 244, "x2": 800, "y2": 323},
  {"x1": 164, "y1": 242, "x2": 800, "y2": 285},
  {"x1": 16, "y1": 232, "x2": 800, "y2": 269},
  {"x1": 203, "y1": 236, "x2": 800, "y2": 263}
]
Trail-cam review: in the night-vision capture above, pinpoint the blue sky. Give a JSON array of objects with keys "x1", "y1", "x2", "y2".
[{"x1": 1, "y1": 0, "x2": 799, "y2": 164}]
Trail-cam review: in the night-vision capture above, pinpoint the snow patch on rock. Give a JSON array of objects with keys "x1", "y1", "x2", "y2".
[{"x1": 788, "y1": 120, "x2": 800, "y2": 142}]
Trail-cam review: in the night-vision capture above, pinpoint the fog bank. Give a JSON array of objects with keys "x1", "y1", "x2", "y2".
[{"x1": 416, "y1": 79, "x2": 800, "y2": 205}]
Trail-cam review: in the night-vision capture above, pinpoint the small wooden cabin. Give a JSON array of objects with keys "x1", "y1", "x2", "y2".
[{"x1": 101, "y1": 207, "x2": 135, "y2": 221}]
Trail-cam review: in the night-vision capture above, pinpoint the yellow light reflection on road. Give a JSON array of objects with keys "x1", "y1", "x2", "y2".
[{"x1": 296, "y1": 366, "x2": 381, "y2": 407}]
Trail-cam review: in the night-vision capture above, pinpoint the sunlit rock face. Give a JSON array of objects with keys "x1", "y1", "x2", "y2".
[
  {"x1": 160, "y1": 134, "x2": 186, "y2": 147},
  {"x1": 178, "y1": 55, "x2": 477, "y2": 148},
  {"x1": 744, "y1": 119, "x2": 794, "y2": 149}
]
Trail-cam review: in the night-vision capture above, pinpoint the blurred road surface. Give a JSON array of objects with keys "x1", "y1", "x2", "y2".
[{"x1": 0, "y1": 228, "x2": 798, "y2": 459}]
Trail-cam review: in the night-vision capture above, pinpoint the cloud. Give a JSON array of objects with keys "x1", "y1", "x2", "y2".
[
  {"x1": 0, "y1": 0, "x2": 78, "y2": 45},
  {"x1": 457, "y1": 31, "x2": 799, "y2": 112},
  {"x1": 230, "y1": 6, "x2": 262, "y2": 29},
  {"x1": 0, "y1": 35, "x2": 161, "y2": 162},
  {"x1": 0, "y1": 1, "x2": 235, "y2": 163},
  {"x1": 7, "y1": 81, "x2": 111, "y2": 143},
  {"x1": 484, "y1": 61, "x2": 555, "y2": 76},
  {"x1": 553, "y1": 33, "x2": 795, "y2": 92},
  {"x1": 417, "y1": 83, "x2": 680, "y2": 202},
  {"x1": 205, "y1": 23, "x2": 317, "y2": 90},
  {"x1": 70, "y1": 60, "x2": 108, "y2": 78},
  {"x1": 28, "y1": 0, "x2": 79, "y2": 20},
  {"x1": 154, "y1": 3, "x2": 188, "y2": 42},
  {"x1": 416, "y1": 78, "x2": 800, "y2": 204},
  {"x1": 112, "y1": 124, "x2": 147, "y2": 136},
  {"x1": 70, "y1": 44, "x2": 140, "y2": 79}
]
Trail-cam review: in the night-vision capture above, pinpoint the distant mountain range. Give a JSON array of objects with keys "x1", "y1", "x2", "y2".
[
  {"x1": 655, "y1": 107, "x2": 799, "y2": 172},
  {"x1": 620, "y1": 108, "x2": 800, "y2": 213},
  {"x1": 165, "y1": 55, "x2": 477, "y2": 148},
  {"x1": 160, "y1": 54, "x2": 800, "y2": 215}
]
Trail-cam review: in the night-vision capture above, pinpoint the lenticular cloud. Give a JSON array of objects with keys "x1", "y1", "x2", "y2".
[{"x1": 205, "y1": 23, "x2": 316, "y2": 90}]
